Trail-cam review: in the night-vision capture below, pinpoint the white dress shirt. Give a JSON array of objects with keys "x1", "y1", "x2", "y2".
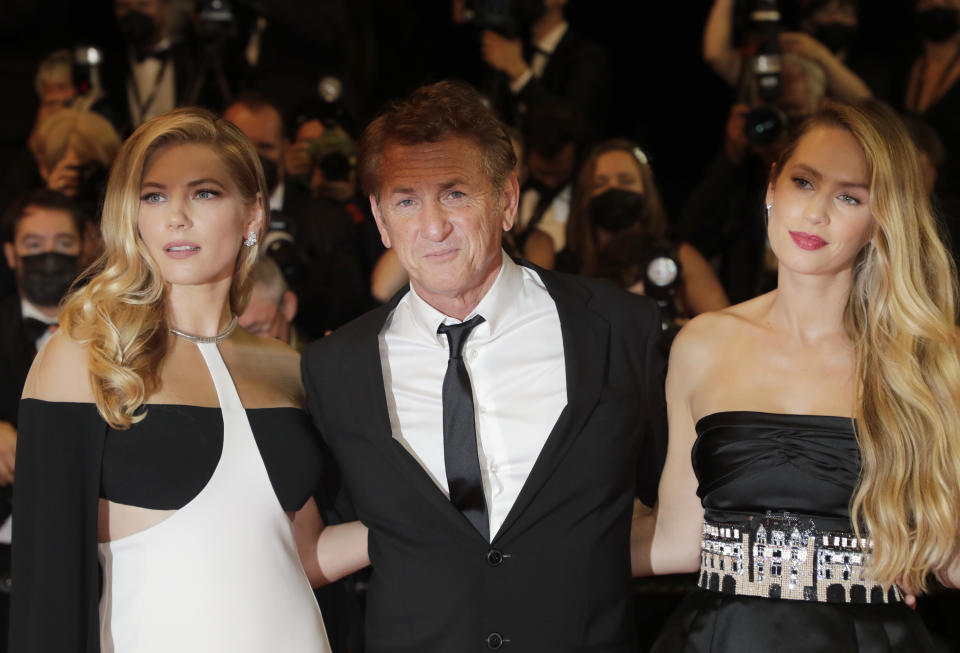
[
  {"x1": 516, "y1": 183, "x2": 571, "y2": 252},
  {"x1": 510, "y1": 21, "x2": 569, "y2": 93},
  {"x1": 127, "y1": 38, "x2": 176, "y2": 126},
  {"x1": 21, "y1": 298, "x2": 58, "y2": 351},
  {"x1": 379, "y1": 252, "x2": 566, "y2": 540}
]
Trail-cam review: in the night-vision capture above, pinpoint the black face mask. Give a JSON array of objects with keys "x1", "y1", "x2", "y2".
[
  {"x1": 118, "y1": 11, "x2": 156, "y2": 49},
  {"x1": 588, "y1": 188, "x2": 647, "y2": 232},
  {"x1": 19, "y1": 252, "x2": 79, "y2": 308},
  {"x1": 916, "y1": 7, "x2": 960, "y2": 43},
  {"x1": 259, "y1": 155, "x2": 279, "y2": 195},
  {"x1": 813, "y1": 23, "x2": 857, "y2": 54}
]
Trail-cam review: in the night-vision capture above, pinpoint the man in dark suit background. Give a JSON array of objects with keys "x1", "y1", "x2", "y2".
[
  {"x1": 0, "y1": 188, "x2": 82, "y2": 652},
  {"x1": 301, "y1": 81, "x2": 666, "y2": 652},
  {"x1": 480, "y1": 0, "x2": 610, "y2": 139}
]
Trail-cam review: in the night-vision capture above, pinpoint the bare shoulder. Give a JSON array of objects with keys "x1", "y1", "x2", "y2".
[
  {"x1": 22, "y1": 330, "x2": 95, "y2": 402},
  {"x1": 228, "y1": 330, "x2": 304, "y2": 408},
  {"x1": 668, "y1": 294, "x2": 774, "y2": 384}
]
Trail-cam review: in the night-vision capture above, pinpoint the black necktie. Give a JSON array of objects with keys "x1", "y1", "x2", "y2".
[
  {"x1": 437, "y1": 315, "x2": 489, "y2": 540},
  {"x1": 22, "y1": 317, "x2": 55, "y2": 345}
]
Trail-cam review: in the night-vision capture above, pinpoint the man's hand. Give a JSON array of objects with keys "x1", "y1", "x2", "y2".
[
  {"x1": 724, "y1": 104, "x2": 751, "y2": 164},
  {"x1": 46, "y1": 160, "x2": 81, "y2": 197},
  {"x1": 481, "y1": 30, "x2": 529, "y2": 81},
  {"x1": 0, "y1": 422, "x2": 16, "y2": 486}
]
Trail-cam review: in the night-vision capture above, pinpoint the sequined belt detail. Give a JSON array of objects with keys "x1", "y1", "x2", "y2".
[{"x1": 698, "y1": 512, "x2": 902, "y2": 604}]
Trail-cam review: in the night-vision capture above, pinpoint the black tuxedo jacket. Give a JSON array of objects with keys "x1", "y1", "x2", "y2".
[
  {"x1": 301, "y1": 265, "x2": 666, "y2": 653},
  {"x1": 514, "y1": 29, "x2": 611, "y2": 138},
  {"x1": 0, "y1": 294, "x2": 35, "y2": 426}
]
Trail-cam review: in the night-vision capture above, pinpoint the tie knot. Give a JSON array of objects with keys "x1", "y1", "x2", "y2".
[{"x1": 437, "y1": 315, "x2": 485, "y2": 360}]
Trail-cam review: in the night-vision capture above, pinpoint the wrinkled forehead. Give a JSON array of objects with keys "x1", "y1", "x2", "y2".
[{"x1": 378, "y1": 137, "x2": 489, "y2": 193}]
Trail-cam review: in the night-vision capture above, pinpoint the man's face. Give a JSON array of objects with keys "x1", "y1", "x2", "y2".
[
  {"x1": 115, "y1": 0, "x2": 171, "y2": 43},
  {"x1": 370, "y1": 137, "x2": 518, "y2": 310},
  {"x1": 3, "y1": 205, "x2": 81, "y2": 289},
  {"x1": 527, "y1": 142, "x2": 576, "y2": 190},
  {"x1": 224, "y1": 104, "x2": 286, "y2": 169},
  {"x1": 239, "y1": 284, "x2": 294, "y2": 343}
]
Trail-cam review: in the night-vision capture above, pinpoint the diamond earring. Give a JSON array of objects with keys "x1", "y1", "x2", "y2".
[{"x1": 244, "y1": 232, "x2": 257, "y2": 247}]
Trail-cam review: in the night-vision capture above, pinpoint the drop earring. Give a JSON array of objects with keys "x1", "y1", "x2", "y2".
[{"x1": 244, "y1": 232, "x2": 258, "y2": 247}]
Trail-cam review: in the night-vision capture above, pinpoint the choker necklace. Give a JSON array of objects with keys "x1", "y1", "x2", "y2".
[{"x1": 169, "y1": 314, "x2": 238, "y2": 344}]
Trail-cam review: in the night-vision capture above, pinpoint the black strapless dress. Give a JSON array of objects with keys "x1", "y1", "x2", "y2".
[{"x1": 652, "y1": 411, "x2": 937, "y2": 652}]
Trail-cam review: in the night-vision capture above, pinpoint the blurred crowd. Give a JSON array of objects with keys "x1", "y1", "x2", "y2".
[{"x1": 0, "y1": 0, "x2": 958, "y2": 649}]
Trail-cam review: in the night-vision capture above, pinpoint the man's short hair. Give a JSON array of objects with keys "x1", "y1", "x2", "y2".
[
  {"x1": 357, "y1": 80, "x2": 517, "y2": 200},
  {"x1": 251, "y1": 255, "x2": 290, "y2": 304},
  {"x1": 226, "y1": 92, "x2": 285, "y2": 131},
  {"x1": 2, "y1": 188, "x2": 84, "y2": 244},
  {"x1": 34, "y1": 49, "x2": 73, "y2": 97}
]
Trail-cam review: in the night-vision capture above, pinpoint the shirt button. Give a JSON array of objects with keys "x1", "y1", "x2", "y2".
[
  {"x1": 479, "y1": 406, "x2": 487, "y2": 414},
  {"x1": 486, "y1": 632, "x2": 504, "y2": 650},
  {"x1": 486, "y1": 548, "x2": 504, "y2": 566},
  {"x1": 470, "y1": 350, "x2": 479, "y2": 359}
]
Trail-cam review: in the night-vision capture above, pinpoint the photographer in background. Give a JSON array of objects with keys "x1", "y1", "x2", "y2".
[
  {"x1": 565, "y1": 139, "x2": 728, "y2": 324},
  {"x1": 703, "y1": 0, "x2": 871, "y2": 101},
  {"x1": 679, "y1": 52, "x2": 827, "y2": 303},
  {"x1": 225, "y1": 93, "x2": 372, "y2": 337},
  {"x1": 475, "y1": 0, "x2": 610, "y2": 138},
  {"x1": 33, "y1": 108, "x2": 120, "y2": 268},
  {"x1": 0, "y1": 189, "x2": 84, "y2": 652}
]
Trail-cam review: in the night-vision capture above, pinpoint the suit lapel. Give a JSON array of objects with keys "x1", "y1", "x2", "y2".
[
  {"x1": 355, "y1": 287, "x2": 484, "y2": 540},
  {"x1": 494, "y1": 269, "x2": 609, "y2": 541}
]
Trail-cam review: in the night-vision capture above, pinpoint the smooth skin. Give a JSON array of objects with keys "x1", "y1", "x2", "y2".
[
  {"x1": 24, "y1": 143, "x2": 368, "y2": 586},
  {"x1": 632, "y1": 126, "x2": 876, "y2": 577}
]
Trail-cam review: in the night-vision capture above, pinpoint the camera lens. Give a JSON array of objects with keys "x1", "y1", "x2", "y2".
[{"x1": 744, "y1": 105, "x2": 787, "y2": 146}]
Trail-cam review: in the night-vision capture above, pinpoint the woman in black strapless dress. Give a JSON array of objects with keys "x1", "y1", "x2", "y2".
[{"x1": 631, "y1": 99, "x2": 960, "y2": 652}]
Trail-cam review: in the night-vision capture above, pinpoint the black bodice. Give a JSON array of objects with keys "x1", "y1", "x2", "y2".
[{"x1": 693, "y1": 411, "x2": 860, "y2": 525}]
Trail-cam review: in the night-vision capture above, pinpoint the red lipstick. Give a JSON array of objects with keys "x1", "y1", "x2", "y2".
[{"x1": 789, "y1": 231, "x2": 828, "y2": 251}]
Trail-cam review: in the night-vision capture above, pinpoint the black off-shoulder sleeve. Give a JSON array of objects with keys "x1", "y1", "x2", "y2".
[{"x1": 9, "y1": 399, "x2": 106, "y2": 653}]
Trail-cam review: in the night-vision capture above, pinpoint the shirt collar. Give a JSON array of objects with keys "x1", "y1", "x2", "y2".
[
  {"x1": 536, "y1": 21, "x2": 568, "y2": 55},
  {"x1": 269, "y1": 182, "x2": 285, "y2": 211},
  {"x1": 21, "y1": 298, "x2": 57, "y2": 324},
  {"x1": 405, "y1": 250, "x2": 523, "y2": 345}
]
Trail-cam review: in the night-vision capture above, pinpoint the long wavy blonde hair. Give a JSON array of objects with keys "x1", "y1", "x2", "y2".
[
  {"x1": 60, "y1": 107, "x2": 269, "y2": 429},
  {"x1": 774, "y1": 99, "x2": 960, "y2": 592}
]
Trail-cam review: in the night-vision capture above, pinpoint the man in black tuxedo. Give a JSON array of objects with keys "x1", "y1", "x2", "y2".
[
  {"x1": 480, "y1": 0, "x2": 610, "y2": 139},
  {"x1": 301, "y1": 80, "x2": 665, "y2": 652},
  {"x1": 0, "y1": 189, "x2": 82, "y2": 652}
]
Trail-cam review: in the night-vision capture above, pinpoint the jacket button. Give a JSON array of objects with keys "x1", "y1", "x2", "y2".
[
  {"x1": 486, "y1": 632, "x2": 504, "y2": 649},
  {"x1": 486, "y1": 548, "x2": 504, "y2": 566}
]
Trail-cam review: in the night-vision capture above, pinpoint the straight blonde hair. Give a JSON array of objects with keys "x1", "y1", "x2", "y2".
[
  {"x1": 775, "y1": 99, "x2": 960, "y2": 592},
  {"x1": 60, "y1": 107, "x2": 269, "y2": 429}
]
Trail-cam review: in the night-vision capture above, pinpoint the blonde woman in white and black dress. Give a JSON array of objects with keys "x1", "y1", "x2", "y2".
[
  {"x1": 631, "y1": 99, "x2": 960, "y2": 650},
  {"x1": 11, "y1": 108, "x2": 369, "y2": 653}
]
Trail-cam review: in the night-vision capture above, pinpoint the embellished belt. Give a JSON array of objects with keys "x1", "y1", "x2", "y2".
[{"x1": 699, "y1": 511, "x2": 902, "y2": 604}]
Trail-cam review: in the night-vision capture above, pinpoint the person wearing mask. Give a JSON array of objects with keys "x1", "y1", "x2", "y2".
[
  {"x1": 10, "y1": 107, "x2": 369, "y2": 653},
  {"x1": 0, "y1": 189, "x2": 84, "y2": 653},
  {"x1": 224, "y1": 94, "x2": 372, "y2": 337},
  {"x1": 565, "y1": 139, "x2": 729, "y2": 319},
  {"x1": 703, "y1": 0, "x2": 872, "y2": 100},
  {"x1": 679, "y1": 52, "x2": 828, "y2": 303},
  {"x1": 898, "y1": 0, "x2": 960, "y2": 239},
  {"x1": 633, "y1": 99, "x2": 958, "y2": 651}
]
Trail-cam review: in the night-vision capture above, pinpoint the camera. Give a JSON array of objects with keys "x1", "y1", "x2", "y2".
[
  {"x1": 306, "y1": 126, "x2": 355, "y2": 183},
  {"x1": 195, "y1": 0, "x2": 237, "y2": 41},
  {"x1": 740, "y1": 0, "x2": 789, "y2": 146}
]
